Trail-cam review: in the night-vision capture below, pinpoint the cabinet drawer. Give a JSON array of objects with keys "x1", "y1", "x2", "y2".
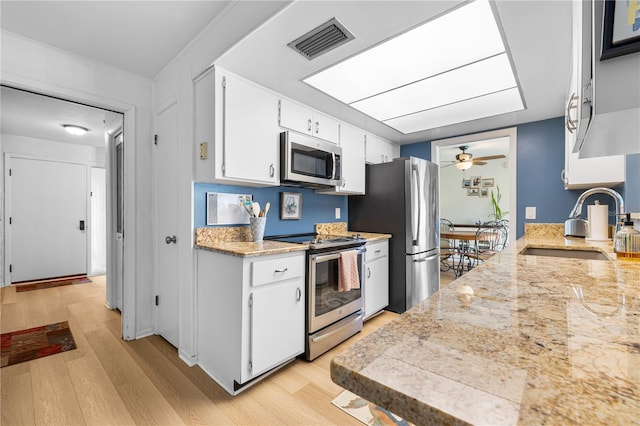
[
  {"x1": 251, "y1": 255, "x2": 304, "y2": 287},
  {"x1": 366, "y1": 241, "x2": 388, "y2": 262}
]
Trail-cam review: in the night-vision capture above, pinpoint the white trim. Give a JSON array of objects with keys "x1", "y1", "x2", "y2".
[
  {"x1": 431, "y1": 127, "x2": 517, "y2": 243},
  {"x1": 1, "y1": 75, "x2": 138, "y2": 341}
]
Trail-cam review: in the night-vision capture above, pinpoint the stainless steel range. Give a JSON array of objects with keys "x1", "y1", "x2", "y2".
[{"x1": 267, "y1": 233, "x2": 366, "y2": 360}]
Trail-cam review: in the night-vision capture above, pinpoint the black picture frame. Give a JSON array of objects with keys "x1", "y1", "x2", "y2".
[{"x1": 601, "y1": 0, "x2": 640, "y2": 60}]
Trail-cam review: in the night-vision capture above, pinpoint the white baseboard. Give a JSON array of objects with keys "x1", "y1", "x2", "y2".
[
  {"x1": 135, "y1": 328, "x2": 155, "y2": 339},
  {"x1": 179, "y1": 348, "x2": 197, "y2": 367}
]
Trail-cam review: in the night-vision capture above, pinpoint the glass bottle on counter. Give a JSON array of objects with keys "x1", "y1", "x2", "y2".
[{"x1": 614, "y1": 213, "x2": 640, "y2": 259}]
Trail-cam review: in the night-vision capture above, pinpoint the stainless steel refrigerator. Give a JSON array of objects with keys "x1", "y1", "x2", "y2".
[{"x1": 348, "y1": 157, "x2": 440, "y2": 313}]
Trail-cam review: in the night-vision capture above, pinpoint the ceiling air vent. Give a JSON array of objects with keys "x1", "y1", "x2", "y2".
[{"x1": 288, "y1": 18, "x2": 355, "y2": 60}]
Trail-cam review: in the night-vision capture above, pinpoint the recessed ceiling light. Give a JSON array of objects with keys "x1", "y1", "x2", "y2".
[
  {"x1": 303, "y1": 0, "x2": 523, "y2": 134},
  {"x1": 62, "y1": 124, "x2": 89, "y2": 136}
]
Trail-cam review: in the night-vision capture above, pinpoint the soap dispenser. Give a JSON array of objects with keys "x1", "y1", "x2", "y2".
[{"x1": 614, "y1": 213, "x2": 640, "y2": 259}]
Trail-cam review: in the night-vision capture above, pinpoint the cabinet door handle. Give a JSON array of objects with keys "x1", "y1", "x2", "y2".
[
  {"x1": 342, "y1": 178, "x2": 346, "y2": 187},
  {"x1": 307, "y1": 119, "x2": 312, "y2": 132},
  {"x1": 367, "y1": 267, "x2": 371, "y2": 278},
  {"x1": 296, "y1": 287, "x2": 302, "y2": 301},
  {"x1": 566, "y1": 93, "x2": 578, "y2": 133},
  {"x1": 275, "y1": 268, "x2": 288, "y2": 273},
  {"x1": 165, "y1": 235, "x2": 177, "y2": 244},
  {"x1": 269, "y1": 163, "x2": 275, "y2": 178},
  {"x1": 315, "y1": 121, "x2": 319, "y2": 134},
  {"x1": 374, "y1": 250, "x2": 381, "y2": 254}
]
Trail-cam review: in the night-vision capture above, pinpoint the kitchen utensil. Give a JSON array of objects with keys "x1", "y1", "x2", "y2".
[
  {"x1": 263, "y1": 202, "x2": 271, "y2": 217},
  {"x1": 252, "y1": 202, "x2": 261, "y2": 218}
]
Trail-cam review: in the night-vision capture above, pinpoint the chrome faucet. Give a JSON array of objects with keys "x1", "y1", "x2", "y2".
[{"x1": 565, "y1": 187, "x2": 625, "y2": 237}]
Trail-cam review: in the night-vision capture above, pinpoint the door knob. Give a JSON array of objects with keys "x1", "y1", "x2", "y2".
[{"x1": 165, "y1": 235, "x2": 177, "y2": 244}]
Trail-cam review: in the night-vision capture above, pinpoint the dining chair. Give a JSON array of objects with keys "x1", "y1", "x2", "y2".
[
  {"x1": 439, "y1": 218, "x2": 456, "y2": 272},
  {"x1": 464, "y1": 221, "x2": 508, "y2": 268}
]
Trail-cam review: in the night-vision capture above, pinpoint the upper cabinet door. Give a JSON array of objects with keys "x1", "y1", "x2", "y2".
[
  {"x1": 365, "y1": 133, "x2": 396, "y2": 164},
  {"x1": 279, "y1": 98, "x2": 339, "y2": 144},
  {"x1": 337, "y1": 124, "x2": 365, "y2": 194}
]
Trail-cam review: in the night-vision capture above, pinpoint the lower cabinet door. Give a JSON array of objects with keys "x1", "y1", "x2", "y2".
[
  {"x1": 365, "y1": 256, "x2": 389, "y2": 319},
  {"x1": 249, "y1": 281, "x2": 304, "y2": 377}
]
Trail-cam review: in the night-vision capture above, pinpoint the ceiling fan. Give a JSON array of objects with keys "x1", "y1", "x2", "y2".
[{"x1": 442, "y1": 146, "x2": 506, "y2": 170}]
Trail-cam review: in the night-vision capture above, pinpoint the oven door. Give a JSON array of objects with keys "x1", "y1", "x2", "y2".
[{"x1": 308, "y1": 246, "x2": 365, "y2": 333}]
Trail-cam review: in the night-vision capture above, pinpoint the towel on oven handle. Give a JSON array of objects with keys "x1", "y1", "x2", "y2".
[{"x1": 338, "y1": 250, "x2": 360, "y2": 292}]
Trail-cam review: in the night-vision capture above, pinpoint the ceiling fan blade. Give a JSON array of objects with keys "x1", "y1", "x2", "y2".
[
  {"x1": 474, "y1": 154, "x2": 505, "y2": 161},
  {"x1": 473, "y1": 161, "x2": 487, "y2": 166}
]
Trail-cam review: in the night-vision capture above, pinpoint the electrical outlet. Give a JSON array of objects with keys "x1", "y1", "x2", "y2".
[
  {"x1": 335, "y1": 207, "x2": 341, "y2": 219},
  {"x1": 525, "y1": 206, "x2": 536, "y2": 220}
]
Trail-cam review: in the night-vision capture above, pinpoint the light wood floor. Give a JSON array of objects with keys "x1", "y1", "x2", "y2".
[{"x1": 1, "y1": 276, "x2": 401, "y2": 425}]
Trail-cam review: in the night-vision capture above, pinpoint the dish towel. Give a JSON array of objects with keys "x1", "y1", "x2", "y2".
[{"x1": 338, "y1": 250, "x2": 360, "y2": 292}]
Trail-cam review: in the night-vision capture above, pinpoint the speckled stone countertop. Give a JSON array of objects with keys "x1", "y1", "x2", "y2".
[
  {"x1": 194, "y1": 222, "x2": 389, "y2": 257},
  {"x1": 194, "y1": 227, "x2": 308, "y2": 257},
  {"x1": 331, "y1": 224, "x2": 640, "y2": 425}
]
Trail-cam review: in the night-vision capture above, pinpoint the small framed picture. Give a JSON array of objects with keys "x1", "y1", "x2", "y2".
[
  {"x1": 280, "y1": 192, "x2": 302, "y2": 220},
  {"x1": 601, "y1": 0, "x2": 640, "y2": 60},
  {"x1": 470, "y1": 176, "x2": 481, "y2": 188},
  {"x1": 467, "y1": 188, "x2": 479, "y2": 196},
  {"x1": 462, "y1": 178, "x2": 471, "y2": 188},
  {"x1": 482, "y1": 178, "x2": 494, "y2": 187},
  {"x1": 479, "y1": 187, "x2": 489, "y2": 197}
]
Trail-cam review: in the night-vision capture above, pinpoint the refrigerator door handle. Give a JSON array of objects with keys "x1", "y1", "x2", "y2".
[{"x1": 411, "y1": 165, "x2": 421, "y2": 246}]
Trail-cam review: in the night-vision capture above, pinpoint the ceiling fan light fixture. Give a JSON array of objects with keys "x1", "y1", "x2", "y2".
[
  {"x1": 62, "y1": 124, "x2": 89, "y2": 136},
  {"x1": 455, "y1": 161, "x2": 473, "y2": 171}
]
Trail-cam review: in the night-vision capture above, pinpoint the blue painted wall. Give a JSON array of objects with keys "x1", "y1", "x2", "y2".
[
  {"x1": 400, "y1": 141, "x2": 431, "y2": 161},
  {"x1": 401, "y1": 116, "x2": 636, "y2": 238},
  {"x1": 194, "y1": 182, "x2": 348, "y2": 236}
]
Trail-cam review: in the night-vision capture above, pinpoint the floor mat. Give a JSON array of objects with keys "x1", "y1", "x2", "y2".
[
  {"x1": 14, "y1": 275, "x2": 92, "y2": 292},
  {"x1": 1, "y1": 321, "x2": 77, "y2": 367},
  {"x1": 332, "y1": 389, "x2": 413, "y2": 425}
]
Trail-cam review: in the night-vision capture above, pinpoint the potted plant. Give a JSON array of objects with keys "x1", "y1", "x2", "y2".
[{"x1": 490, "y1": 186, "x2": 508, "y2": 220}]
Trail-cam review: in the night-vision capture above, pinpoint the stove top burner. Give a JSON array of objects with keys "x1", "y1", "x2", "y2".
[{"x1": 267, "y1": 233, "x2": 366, "y2": 250}]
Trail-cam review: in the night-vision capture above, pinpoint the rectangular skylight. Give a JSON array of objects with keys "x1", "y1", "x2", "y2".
[{"x1": 302, "y1": 0, "x2": 523, "y2": 134}]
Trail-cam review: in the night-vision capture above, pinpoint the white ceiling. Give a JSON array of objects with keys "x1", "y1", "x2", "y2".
[
  {"x1": 1, "y1": 86, "x2": 122, "y2": 147},
  {"x1": 0, "y1": 1, "x2": 234, "y2": 79},
  {"x1": 0, "y1": 1, "x2": 572, "y2": 146}
]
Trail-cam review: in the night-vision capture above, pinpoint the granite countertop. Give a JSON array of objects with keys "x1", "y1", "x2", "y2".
[
  {"x1": 194, "y1": 222, "x2": 390, "y2": 257},
  {"x1": 331, "y1": 225, "x2": 640, "y2": 425}
]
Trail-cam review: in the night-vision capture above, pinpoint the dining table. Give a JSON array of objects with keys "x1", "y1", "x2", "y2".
[{"x1": 441, "y1": 228, "x2": 484, "y2": 276}]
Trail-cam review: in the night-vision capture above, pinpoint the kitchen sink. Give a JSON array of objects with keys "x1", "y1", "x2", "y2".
[{"x1": 519, "y1": 247, "x2": 609, "y2": 260}]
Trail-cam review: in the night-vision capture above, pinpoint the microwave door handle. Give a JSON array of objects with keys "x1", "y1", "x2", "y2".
[{"x1": 331, "y1": 152, "x2": 337, "y2": 180}]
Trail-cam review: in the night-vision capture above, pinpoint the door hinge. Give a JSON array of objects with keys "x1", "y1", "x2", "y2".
[
  {"x1": 249, "y1": 293, "x2": 253, "y2": 308},
  {"x1": 248, "y1": 361, "x2": 252, "y2": 373},
  {"x1": 154, "y1": 134, "x2": 158, "y2": 146},
  {"x1": 9, "y1": 264, "x2": 12, "y2": 273},
  {"x1": 9, "y1": 217, "x2": 12, "y2": 225},
  {"x1": 155, "y1": 295, "x2": 159, "y2": 306},
  {"x1": 9, "y1": 168, "x2": 12, "y2": 176}
]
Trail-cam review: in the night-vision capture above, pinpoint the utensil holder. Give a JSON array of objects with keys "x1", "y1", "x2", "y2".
[{"x1": 250, "y1": 217, "x2": 266, "y2": 242}]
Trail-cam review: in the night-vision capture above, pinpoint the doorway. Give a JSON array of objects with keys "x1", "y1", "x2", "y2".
[
  {"x1": 1, "y1": 85, "x2": 124, "y2": 312},
  {"x1": 431, "y1": 127, "x2": 517, "y2": 244}
]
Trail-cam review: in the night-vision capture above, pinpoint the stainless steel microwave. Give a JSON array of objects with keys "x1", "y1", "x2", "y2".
[{"x1": 280, "y1": 131, "x2": 342, "y2": 187}]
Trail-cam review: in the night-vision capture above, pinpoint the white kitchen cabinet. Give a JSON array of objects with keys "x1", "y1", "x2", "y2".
[
  {"x1": 317, "y1": 123, "x2": 366, "y2": 195},
  {"x1": 197, "y1": 249, "x2": 305, "y2": 395},
  {"x1": 365, "y1": 133, "x2": 397, "y2": 164},
  {"x1": 562, "y1": 1, "x2": 624, "y2": 189},
  {"x1": 194, "y1": 66, "x2": 280, "y2": 186},
  {"x1": 571, "y1": 0, "x2": 640, "y2": 158},
  {"x1": 278, "y1": 98, "x2": 340, "y2": 144},
  {"x1": 363, "y1": 240, "x2": 389, "y2": 320},
  {"x1": 563, "y1": 118, "x2": 624, "y2": 189}
]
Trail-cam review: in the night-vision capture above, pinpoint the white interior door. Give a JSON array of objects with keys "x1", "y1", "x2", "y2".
[
  {"x1": 9, "y1": 157, "x2": 87, "y2": 282},
  {"x1": 156, "y1": 102, "x2": 179, "y2": 347}
]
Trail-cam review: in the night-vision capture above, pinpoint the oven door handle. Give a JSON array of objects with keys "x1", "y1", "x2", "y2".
[
  {"x1": 312, "y1": 247, "x2": 365, "y2": 263},
  {"x1": 311, "y1": 311, "x2": 364, "y2": 343}
]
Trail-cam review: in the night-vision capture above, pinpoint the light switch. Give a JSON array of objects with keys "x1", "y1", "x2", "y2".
[
  {"x1": 525, "y1": 206, "x2": 536, "y2": 220},
  {"x1": 335, "y1": 207, "x2": 341, "y2": 219}
]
